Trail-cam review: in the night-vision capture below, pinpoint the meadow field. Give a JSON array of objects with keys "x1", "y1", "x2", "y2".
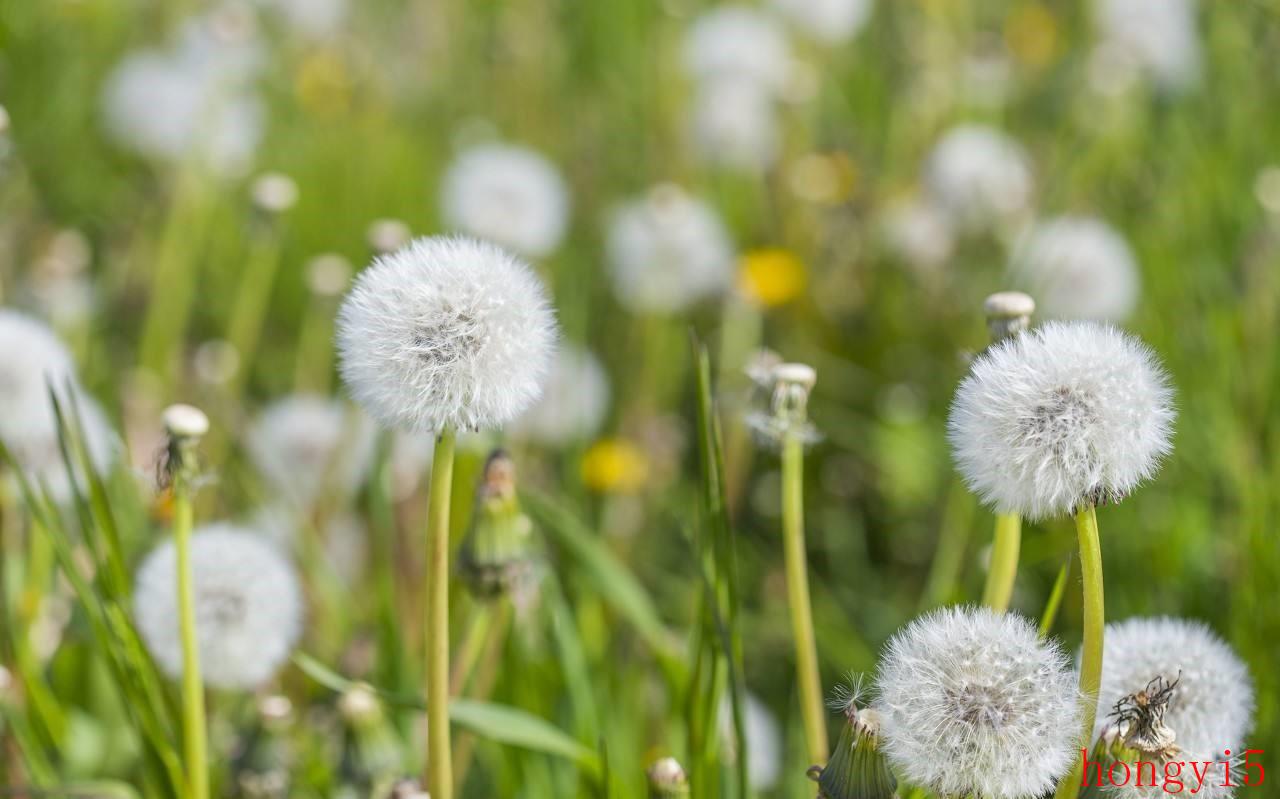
[{"x1": 1, "y1": 0, "x2": 1278, "y2": 797}]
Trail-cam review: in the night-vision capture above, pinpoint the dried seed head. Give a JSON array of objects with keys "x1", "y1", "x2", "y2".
[
  {"x1": 162, "y1": 403, "x2": 210, "y2": 440},
  {"x1": 983, "y1": 291, "x2": 1035, "y2": 342}
]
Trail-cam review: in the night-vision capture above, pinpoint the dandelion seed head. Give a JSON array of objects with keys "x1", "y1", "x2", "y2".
[
  {"x1": 606, "y1": 185, "x2": 735, "y2": 314},
  {"x1": 440, "y1": 143, "x2": 570, "y2": 259},
  {"x1": 253, "y1": 503, "x2": 368, "y2": 586},
  {"x1": 6, "y1": 395, "x2": 118, "y2": 506},
  {"x1": 874, "y1": 606, "x2": 1081, "y2": 799},
  {"x1": 1094, "y1": 0, "x2": 1201, "y2": 93},
  {"x1": 1097, "y1": 617, "x2": 1254, "y2": 760},
  {"x1": 880, "y1": 198, "x2": 955, "y2": 275},
  {"x1": 947, "y1": 321, "x2": 1175, "y2": 520},
  {"x1": 771, "y1": 0, "x2": 873, "y2": 44},
  {"x1": 163, "y1": 403, "x2": 210, "y2": 439},
  {"x1": 305, "y1": 254, "x2": 353, "y2": 297},
  {"x1": 0, "y1": 310, "x2": 78, "y2": 442},
  {"x1": 245, "y1": 394, "x2": 375, "y2": 509},
  {"x1": 256, "y1": 0, "x2": 347, "y2": 39},
  {"x1": 690, "y1": 78, "x2": 779, "y2": 173},
  {"x1": 925, "y1": 125, "x2": 1034, "y2": 233},
  {"x1": 1010, "y1": 216, "x2": 1140, "y2": 322},
  {"x1": 250, "y1": 171, "x2": 299, "y2": 213},
  {"x1": 683, "y1": 6, "x2": 794, "y2": 95},
  {"x1": 134, "y1": 524, "x2": 303, "y2": 689},
  {"x1": 336, "y1": 236, "x2": 557, "y2": 432},
  {"x1": 509, "y1": 344, "x2": 610, "y2": 445}
]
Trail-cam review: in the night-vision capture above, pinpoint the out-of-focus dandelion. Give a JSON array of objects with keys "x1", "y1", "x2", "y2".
[
  {"x1": 1010, "y1": 216, "x2": 1141, "y2": 322},
  {"x1": 244, "y1": 394, "x2": 375, "y2": 511},
  {"x1": 925, "y1": 124, "x2": 1034, "y2": 234},
  {"x1": 718, "y1": 692, "x2": 782, "y2": 791},
  {"x1": 458, "y1": 450, "x2": 539, "y2": 599},
  {"x1": 646, "y1": 757, "x2": 690, "y2": 798},
  {"x1": 135, "y1": 522, "x2": 304, "y2": 689},
  {"x1": 1254, "y1": 166, "x2": 1280, "y2": 216},
  {"x1": 606, "y1": 184, "x2": 735, "y2": 314},
  {"x1": 0, "y1": 310, "x2": 78, "y2": 436},
  {"x1": 366, "y1": 219, "x2": 412, "y2": 255},
  {"x1": 690, "y1": 78, "x2": 780, "y2": 172},
  {"x1": 580, "y1": 437, "x2": 649, "y2": 494},
  {"x1": 875, "y1": 606, "x2": 1081, "y2": 799},
  {"x1": 1092, "y1": 0, "x2": 1201, "y2": 93},
  {"x1": 253, "y1": 503, "x2": 368, "y2": 586},
  {"x1": 879, "y1": 199, "x2": 955, "y2": 277},
  {"x1": 255, "y1": 0, "x2": 348, "y2": 40},
  {"x1": 771, "y1": 0, "x2": 873, "y2": 45},
  {"x1": 251, "y1": 171, "x2": 300, "y2": 214},
  {"x1": 682, "y1": 6, "x2": 794, "y2": 96},
  {"x1": 737, "y1": 248, "x2": 807, "y2": 308},
  {"x1": 23, "y1": 230, "x2": 95, "y2": 328},
  {"x1": 440, "y1": 143, "x2": 570, "y2": 259},
  {"x1": 509, "y1": 344, "x2": 610, "y2": 445},
  {"x1": 7, "y1": 395, "x2": 119, "y2": 506}
]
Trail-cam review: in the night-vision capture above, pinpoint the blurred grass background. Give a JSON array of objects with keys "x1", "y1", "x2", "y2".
[{"x1": 2, "y1": 0, "x2": 1279, "y2": 796}]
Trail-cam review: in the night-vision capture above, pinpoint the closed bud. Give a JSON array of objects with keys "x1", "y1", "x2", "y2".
[
  {"x1": 646, "y1": 757, "x2": 690, "y2": 798},
  {"x1": 458, "y1": 450, "x2": 539, "y2": 598}
]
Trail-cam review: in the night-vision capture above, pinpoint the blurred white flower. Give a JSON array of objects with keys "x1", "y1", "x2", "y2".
[
  {"x1": 134, "y1": 523, "x2": 304, "y2": 689},
  {"x1": 925, "y1": 124, "x2": 1034, "y2": 233},
  {"x1": 336, "y1": 236, "x2": 558, "y2": 432},
  {"x1": 253, "y1": 504, "x2": 368, "y2": 586},
  {"x1": 1010, "y1": 216, "x2": 1140, "y2": 322},
  {"x1": 255, "y1": 0, "x2": 347, "y2": 39},
  {"x1": 718, "y1": 692, "x2": 782, "y2": 791},
  {"x1": 947, "y1": 321, "x2": 1175, "y2": 520},
  {"x1": 0, "y1": 310, "x2": 79, "y2": 445},
  {"x1": 683, "y1": 6, "x2": 794, "y2": 96},
  {"x1": 690, "y1": 78, "x2": 780, "y2": 172},
  {"x1": 1093, "y1": 0, "x2": 1201, "y2": 93},
  {"x1": 606, "y1": 184, "x2": 735, "y2": 314},
  {"x1": 6, "y1": 395, "x2": 118, "y2": 506},
  {"x1": 880, "y1": 198, "x2": 955, "y2": 275},
  {"x1": 509, "y1": 344, "x2": 610, "y2": 445},
  {"x1": 440, "y1": 143, "x2": 571, "y2": 259},
  {"x1": 244, "y1": 394, "x2": 376, "y2": 510},
  {"x1": 771, "y1": 0, "x2": 873, "y2": 44},
  {"x1": 1096, "y1": 617, "x2": 1254, "y2": 759},
  {"x1": 251, "y1": 172, "x2": 299, "y2": 213},
  {"x1": 366, "y1": 218, "x2": 412, "y2": 254},
  {"x1": 875, "y1": 606, "x2": 1080, "y2": 799}
]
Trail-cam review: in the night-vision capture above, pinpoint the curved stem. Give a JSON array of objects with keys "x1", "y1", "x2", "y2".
[
  {"x1": 781, "y1": 434, "x2": 828, "y2": 766},
  {"x1": 1054, "y1": 503, "x2": 1105, "y2": 799},
  {"x1": 980, "y1": 512, "x2": 1021, "y2": 612},
  {"x1": 424, "y1": 427, "x2": 457, "y2": 799},
  {"x1": 173, "y1": 487, "x2": 208, "y2": 799}
]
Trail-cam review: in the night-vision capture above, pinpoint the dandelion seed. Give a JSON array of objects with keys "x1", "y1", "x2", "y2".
[
  {"x1": 134, "y1": 523, "x2": 304, "y2": 690},
  {"x1": 925, "y1": 124, "x2": 1034, "y2": 234},
  {"x1": 606, "y1": 185, "x2": 735, "y2": 314},
  {"x1": 874, "y1": 606, "x2": 1081, "y2": 799},
  {"x1": 440, "y1": 143, "x2": 570, "y2": 259},
  {"x1": 335, "y1": 236, "x2": 558, "y2": 432},
  {"x1": 947, "y1": 321, "x2": 1175, "y2": 520},
  {"x1": 771, "y1": 0, "x2": 873, "y2": 45},
  {"x1": 1010, "y1": 216, "x2": 1140, "y2": 322},
  {"x1": 508, "y1": 344, "x2": 610, "y2": 445},
  {"x1": 682, "y1": 6, "x2": 794, "y2": 96}
]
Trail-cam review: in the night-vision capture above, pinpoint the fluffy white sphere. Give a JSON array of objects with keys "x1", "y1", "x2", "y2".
[
  {"x1": 1094, "y1": 0, "x2": 1201, "y2": 93},
  {"x1": 256, "y1": 0, "x2": 347, "y2": 39},
  {"x1": 253, "y1": 504, "x2": 368, "y2": 586},
  {"x1": 440, "y1": 144, "x2": 571, "y2": 259},
  {"x1": 605, "y1": 185, "x2": 735, "y2": 314},
  {"x1": 134, "y1": 524, "x2": 303, "y2": 690},
  {"x1": 875, "y1": 606, "x2": 1081, "y2": 799},
  {"x1": 880, "y1": 198, "x2": 956, "y2": 275},
  {"x1": 947, "y1": 321, "x2": 1175, "y2": 520},
  {"x1": 0, "y1": 310, "x2": 78, "y2": 442},
  {"x1": 1010, "y1": 216, "x2": 1141, "y2": 322},
  {"x1": 925, "y1": 125, "x2": 1034, "y2": 233},
  {"x1": 690, "y1": 78, "x2": 780, "y2": 173},
  {"x1": 1095, "y1": 617, "x2": 1254, "y2": 759},
  {"x1": 244, "y1": 394, "x2": 376, "y2": 510},
  {"x1": 771, "y1": 0, "x2": 873, "y2": 44},
  {"x1": 336, "y1": 236, "x2": 558, "y2": 432},
  {"x1": 509, "y1": 344, "x2": 610, "y2": 445},
  {"x1": 682, "y1": 6, "x2": 794, "y2": 95}
]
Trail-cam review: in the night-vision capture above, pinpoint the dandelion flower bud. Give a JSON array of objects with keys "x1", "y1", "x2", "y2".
[
  {"x1": 508, "y1": 344, "x2": 610, "y2": 445},
  {"x1": 646, "y1": 756, "x2": 690, "y2": 798},
  {"x1": 336, "y1": 236, "x2": 558, "y2": 432},
  {"x1": 605, "y1": 185, "x2": 735, "y2": 314},
  {"x1": 947, "y1": 321, "x2": 1175, "y2": 520},
  {"x1": 682, "y1": 6, "x2": 793, "y2": 95},
  {"x1": 134, "y1": 524, "x2": 304, "y2": 689},
  {"x1": 815, "y1": 678, "x2": 896, "y2": 799},
  {"x1": 1009, "y1": 216, "x2": 1140, "y2": 322},
  {"x1": 983, "y1": 290, "x2": 1035, "y2": 342},
  {"x1": 874, "y1": 606, "x2": 1081, "y2": 799},
  {"x1": 440, "y1": 143, "x2": 570, "y2": 259},
  {"x1": 1095, "y1": 617, "x2": 1254, "y2": 759},
  {"x1": 925, "y1": 125, "x2": 1034, "y2": 234},
  {"x1": 458, "y1": 450, "x2": 539, "y2": 598},
  {"x1": 250, "y1": 171, "x2": 299, "y2": 214}
]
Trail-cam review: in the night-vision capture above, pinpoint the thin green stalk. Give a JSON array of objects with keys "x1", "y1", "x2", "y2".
[
  {"x1": 1054, "y1": 504, "x2": 1104, "y2": 799},
  {"x1": 919, "y1": 479, "x2": 976, "y2": 610},
  {"x1": 139, "y1": 168, "x2": 208, "y2": 382},
  {"x1": 424, "y1": 427, "x2": 457, "y2": 799},
  {"x1": 980, "y1": 513, "x2": 1021, "y2": 612},
  {"x1": 224, "y1": 230, "x2": 284, "y2": 395},
  {"x1": 173, "y1": 486, "x2": 209, "y2": 799},
  {"x1": 1038, "y1": 557, "x2": 1072, "y2": 639},
  {"x1": 781, "y1": 433, "x2": 828, "y2": 766}
]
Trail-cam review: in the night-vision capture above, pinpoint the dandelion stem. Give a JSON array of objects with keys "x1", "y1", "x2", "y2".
[
  {"x1": 1054, "y1": 503, "x2": 1104, "y2": 799},
  {"x1": 172, "y1": 483, "x2": 209, "y2": 799},
  {"x1": 980, "y1": 512, "x2": 1021, "y2": 612},
  {"x1": 781, "y1": 431, "x2": 828, "y2": 766},
  {"x1": 424, "y1": 426, "x2": 457, "y2": 799}
]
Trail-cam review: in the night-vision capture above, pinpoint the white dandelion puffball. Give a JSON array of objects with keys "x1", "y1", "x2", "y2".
[
  {"x1": 256, "y1": 0, "x2": 347, "y2": 39},
  {"x1": 947, "y1": 321, "x2": 1175, "y2": 520},
  {"x1": 605, "y1": 185, "x2": 735, "y2": 314},
  {"x1": 244, "y1": 394, "x2": 376, "y2": 510},
  {"x1": 134, "y1": 524, "x2": 303, "y2": 690},
  {"x1": 1094, "y1": 0, "x2": 1201, "y2": 93},
  {"x1": 440, "y1": 144, "x2": 571, "y2": 259},
  {"x1": 880, "y1": 198, "x2": 955, "y2": 275},
  {"x1": 718, "y1": 693, "x2": 782, "y2": 791},
  {"x1": 682, "y1": 6, "x2": 794, "y2": 96},
  {"x1": 336, "y1": 236, "x2": 558, "y2": 432},
  {"x1": 771, "y1": 0, "x2": 873, "y2": 44},
  {"x1": 925, "y1": 125, "x2": 1034, "y2": 233},
  {"x1": 690, "y1": 78, "x2": 780, "y2": 173},
  {"x1": 875, "y1": 606, "x2": 1081, "y2": 799},
  {"x1": 1010, "y1": 216, "x2": 1141, "y2": 322},
  {"x1": 253, "y1": 504, "x2": 368, "y2": 586},
  {"x1": 0, "y1": 310, "x2": 78, "y2": 442},
  {"x1": 1095, "y1": 617, "x2": 1254, "y2": 759},
  {"x1": 8, "y1": 396, "x2": 118, "y2": 506},
  {"x1": 509, "y1": 344, "x2": 610, "y2": 445}
]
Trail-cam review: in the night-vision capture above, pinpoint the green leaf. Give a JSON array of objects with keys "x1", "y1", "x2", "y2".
[{"x1": 449, "y1": 699, "x2": 602, "y2": 778}]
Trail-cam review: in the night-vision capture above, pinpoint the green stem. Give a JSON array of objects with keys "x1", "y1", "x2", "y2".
[
  {"x1": 173, "y1": 486, "x2": 209, "y2": 799},
  {"x1": 424, "y1": 428, "x2": 456, "y2": 799},
  {"x1": 225, "y1": 230, "x2": 284, "y2": 395},
  {"x1": 1054, "y1": 503, "x2": 1104, "y2": 799},
  {"x1": 980, "y1": 513, "x2": 1021, "y2": 612},
  {"x1": 781, "y1": 433, "x2": 828, "y2": 766},
  {"x1": 919, "y1": 479, "x2": 976, "y2": 610},
  {"x1": 139, "y1": 168, "x2": 207, "y2": 383}
]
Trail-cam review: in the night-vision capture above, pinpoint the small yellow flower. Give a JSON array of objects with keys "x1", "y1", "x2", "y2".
[
  {"x1": 738, "y1": 248, "x2": 807, "y2": 308},
  {"x1": 581, "y1": 438, "x2": 649, "y2": 493},
  {"x1": 1005, "y1": 3, "x2": 1059, "y2": 69}
]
